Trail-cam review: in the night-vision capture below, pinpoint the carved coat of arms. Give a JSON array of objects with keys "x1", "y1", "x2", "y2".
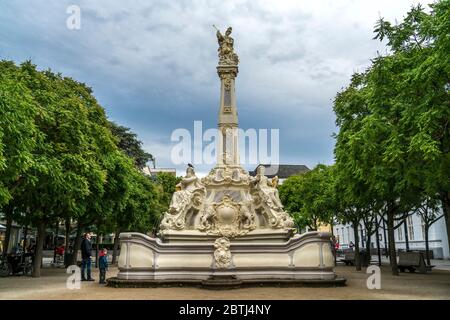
[{"x1": 214, "y1": 237, "x2": 231, "y2": 269}]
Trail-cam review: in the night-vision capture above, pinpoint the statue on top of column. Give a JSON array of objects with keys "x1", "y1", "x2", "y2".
[{"x1": 214, "y1": 26, "x2": 239, "y2": 66}]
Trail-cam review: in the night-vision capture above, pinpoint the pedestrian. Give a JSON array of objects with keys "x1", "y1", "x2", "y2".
[
  {"x1": 349, "y1": 241, "x2": 355, "y2": 251},
  {"x1": 80, "y1": 232, "x2": 94, "y2": 281},
  {"x1": 98, "y1": 248, "x2": 108, "y2": 284},
  {"x1": 27, "y1": 241, "x2": 36, "y2": 263},
  {"x1": 330, "y1": 236, "x2": 337, "y2": 262}
]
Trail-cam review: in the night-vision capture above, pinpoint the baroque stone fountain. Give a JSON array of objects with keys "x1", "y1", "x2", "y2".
[{"x1": 111, "y1": 27, "x2": 342, "y2": 287}]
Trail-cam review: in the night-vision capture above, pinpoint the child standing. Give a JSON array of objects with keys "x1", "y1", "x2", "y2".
[{"x1": 99, "y1": 248, "x2": 109, "y2": 284}]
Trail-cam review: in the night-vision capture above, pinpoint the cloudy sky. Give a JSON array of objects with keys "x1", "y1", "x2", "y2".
[{"x1": 0, "y1": 0, "x2": 428, "y2": 175}]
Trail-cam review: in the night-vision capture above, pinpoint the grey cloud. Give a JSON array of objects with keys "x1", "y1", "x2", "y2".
[{"x1": 0, "y1": 0, "x2": 429, "y2": 171}]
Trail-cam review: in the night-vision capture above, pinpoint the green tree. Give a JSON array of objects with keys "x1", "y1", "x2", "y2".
[
  {"x1": 414, "y1": 196, "x2": 444, "y2": 265},
  {"x1": 0, "y1": 61, "x2": 38, "y2": 256},
  {"x1": 0, "y1": 61, "x2": 37, "y2": 206},
  {"x1": 333, "y1": 164, "x2": 376, "y2": 271},
  {"x1": 10, "y1": 62, "x2": 118, "y2": 276},
  {"x1": 0, "y1": 59, "x2": 162, "y2": 274},
  {"x1": 334, "y1": 64, "x2": 420, "y2": 275},
  {"x1": 333, "y1": 1, "x2": 449, "y2": 275},
  {"x1": 109, "y1": 122, "x2": 153, "y2": 169},
  {"x1": 155, "y1": 172, "x2": 181, "y2": 209},
  {"x1": 374, "y1": 0, "x2": 450, "y2": 253},
  {"x1": 108, "y1": 160, "x2": 161, "y2": 264},
  {"x1": 279, "y1": 164, "x2": 335, "y2": 232}
]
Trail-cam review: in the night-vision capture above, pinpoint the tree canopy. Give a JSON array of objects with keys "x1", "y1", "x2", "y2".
[
  {"x1": 0, "y1": 60, "x2": 167, "y2": 276},
  {"x1": 279, "y1": 164, "x2": 335, "y2": 231},
  {"x1": 333, "y1": 1, "x2": 450, "y2": 274},
  {"x1": 109, "y1": 122, "x2": 154, "y2": 169}
]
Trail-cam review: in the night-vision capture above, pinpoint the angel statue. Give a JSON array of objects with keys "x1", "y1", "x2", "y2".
[
  {"x1": 213, "y1": 25, "x2": 239, "y2": 65},
  {"x1": 160, "y1": 165, "x2": 205, "y2": 231},
  {"x1": 250, "y1": 165, "x2": 284, "y2": 212},
  {"x1": 167, "y1": 166, "x2": 204, "y2": 214}
]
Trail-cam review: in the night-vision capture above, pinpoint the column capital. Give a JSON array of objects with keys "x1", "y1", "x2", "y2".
[{"x1": 217, "y1": 65, "x2": 238, "y2": 79}]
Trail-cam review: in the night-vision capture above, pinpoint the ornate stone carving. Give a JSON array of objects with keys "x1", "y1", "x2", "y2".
[
  {"x1": 250, "y1": 165, "x2": 295, "y2": 229},
  {"x1": 223, "y1": 77, "x2": 232, "y2": 107},
  {"x1": 214, "y1": 237, "x2": 231, "y2": 269},
  {"x1": 197, "y1": 196, "x2": 257, "y2": 237},
  {"x1": 218, "y1": 68, "x2": 238, "y2": 79},
  {"x1": 224, "y1": 78, "x2": 232, "y2": 91},
  {"x1": 158, "y1": 27, "x2": 294, "y2": 238},
  {"x1": 202, "y1": 166, "x2": 250, "y2": 187},
  {"x1": 160, "y1": 164, "x2": 294, "y2": 235},
  {"x1": 239, "y1": 203, "x2": 256, "y2": 231},
  {"x1": 199, "y1": 205, "x2": 216, "y2": 231},
  {"x1": 214, "y1": 196, "x2": 240, "y2": 237},
  {"x1": 250, "y1": 166, "x2": 284, "y2": 211},
  {"x1": 159, "y1": 166, "x2": 205, "y2": 232},
  {"x1": 117, "y1": 26, "x2": 338, "y2": 286},
  {"x1": 215, "y1": 26, "x2": 239, "y2": 66}
]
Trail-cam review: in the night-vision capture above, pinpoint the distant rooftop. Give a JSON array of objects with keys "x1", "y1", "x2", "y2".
[
  {"x1": 249, "y1": 164, "x2": 310, "y2": 179},
  {"x1": 142, "y1": 166, "x2": 177, "y2": 177}
]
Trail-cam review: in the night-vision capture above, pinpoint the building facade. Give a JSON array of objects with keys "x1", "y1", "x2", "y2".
[
  {"x1": 142, "y1": 166, "x2": 177, "y2": 178},
  {"x1": 333, "y1": 210, "x2": 449, "y2": 259}
]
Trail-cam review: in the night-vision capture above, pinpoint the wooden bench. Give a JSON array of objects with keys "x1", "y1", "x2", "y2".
[
  {"x1": 340, "y1": 251, "x2": 355, "y2": 266},
  {"x1": 398, "y1": 251, "x2": 434, "y2": 273},
  {"x1": 339, "y1": 251, "x2": 372, "y2": 267}
]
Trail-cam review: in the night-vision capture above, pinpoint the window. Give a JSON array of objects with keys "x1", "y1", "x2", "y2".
[
  {"x1": 397, "y1": 226, "x2": 403, "y2": 241},
  {"x1": 407, "y1": 216, "x2": 415, "y2": 241}
]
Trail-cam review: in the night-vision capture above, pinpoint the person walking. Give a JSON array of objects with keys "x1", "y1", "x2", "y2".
[
  {"x1": 80, "y1": 232, "x2": 94, "y2": 281},
  {"x1": 98, "y1": 248, "x2": 108, "y2": 284}
]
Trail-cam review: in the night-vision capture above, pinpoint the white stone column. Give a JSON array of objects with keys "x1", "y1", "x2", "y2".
[{"x1": 217, "y1": 65, "x2": 239, "y2": 166}]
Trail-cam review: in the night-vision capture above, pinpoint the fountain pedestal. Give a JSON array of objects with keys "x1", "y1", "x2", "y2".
[{"x1": 110, "y1": 26, "x2": 344, "y2": 288}]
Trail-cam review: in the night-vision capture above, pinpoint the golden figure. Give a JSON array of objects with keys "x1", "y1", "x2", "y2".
[
  {"x1": 271, "y1": 176, "x2": 279, "y2": 188},
  {"x1": 213, "y1": 25, "x2": 239, "y2": 65}
]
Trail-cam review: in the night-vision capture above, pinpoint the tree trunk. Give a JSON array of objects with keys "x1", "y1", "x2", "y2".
[
  {"x1": 22, "y1": 225, "x2": 28, "y2": 263},
  {"x1": 425, "y1": 223, "x2": 431, "y2": 266},
  {"x1": 94, "y1": 230, "x2": 100, "y2": 268},
  {"x1": 365, "y1": 229, "x2": 371, "y2": 267},
  {"x1": 64, "y1": 218, "x2": 70, "y2": 251},
  {"x1": 352, "y1": 220, "x2": 361, "y2": 271},
  {"x1": 70, "y1": 222, "x2": 83, "y2": 266},
  {"x1": 440, "y1": 191, "x2": 450, "y2": 256},
  {"x1": 330, "y1": 219, "x2": 334, "y2": 236},
  {"x1": 403, "y1": 217, "x2": 409, "y2": 251},
  {"x1": 2, "y1": 214, "x2": 12, "y2": 258},
  {"x1": 375, "y1": 217, "x2": 382, "y2": 266},
  {"x1": 22, "y1": 225, "x2": 28, "y2": 253},
  {"x1": 53, "y1": 222, "x2": 59, "y2": 264},
  {"x1": 112, "y1": 228, "x2": 121, "y2": 265},
  {"x1": 382, "y1": 218, "x2": 389, "y2": 257},
  {"x1": 330, "y1": 220, "x2": 337, "y2": 266},
  {"x1": 32, "y1": 221, "x2": 46, "y2": 277},
  {"x1": 360, "y1": 226, "x2": 365, "y2": 249},
  {"x1": 387, "y1": 204, "x2": 399, "y2": 276}
]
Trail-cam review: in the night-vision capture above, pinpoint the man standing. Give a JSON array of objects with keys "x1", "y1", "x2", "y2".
[{"x1": 80, "y1": 232, "x2": 94, "y2": 281}]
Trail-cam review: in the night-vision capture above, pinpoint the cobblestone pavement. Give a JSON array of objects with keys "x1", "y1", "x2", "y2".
[{"x1": 0, "y1": 265, "x2": 449, "y2": 300}]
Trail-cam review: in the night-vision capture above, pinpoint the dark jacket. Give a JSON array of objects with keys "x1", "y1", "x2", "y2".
[
  {"x1": 99, "y1": 253, "x2": 108, "y2": 270},
  {"x1": 81, "y1": 238, "x2": 92, "y2": 259}
]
